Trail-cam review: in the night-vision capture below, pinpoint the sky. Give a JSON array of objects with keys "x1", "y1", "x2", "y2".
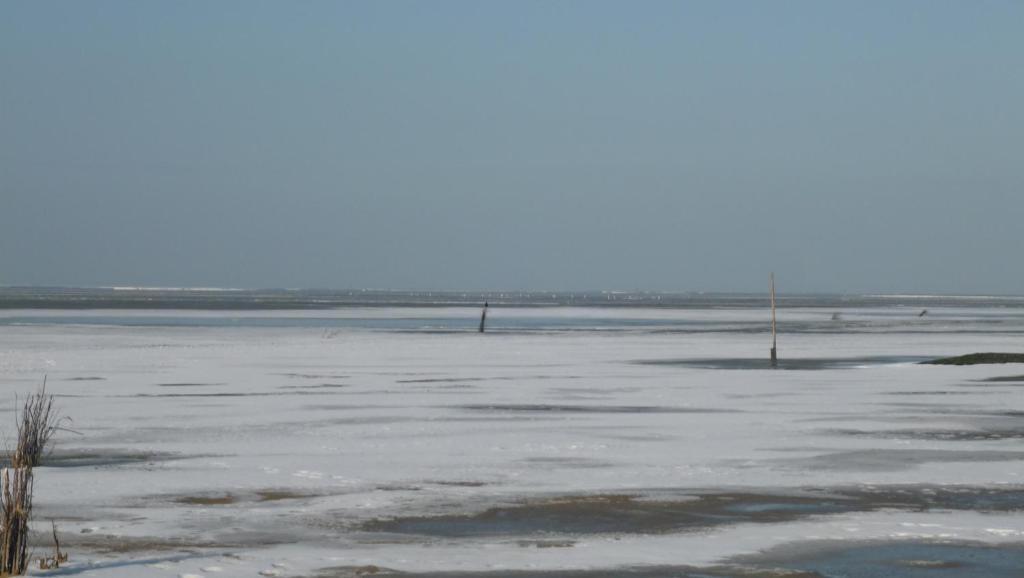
[{"x1": 2, "y1": 1, "x2": 1022, "y2": 293}]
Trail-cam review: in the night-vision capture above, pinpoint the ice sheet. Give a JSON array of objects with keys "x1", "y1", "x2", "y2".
[{"x1": 1, "y1": 305, "x2": 1023, "y2": 576}]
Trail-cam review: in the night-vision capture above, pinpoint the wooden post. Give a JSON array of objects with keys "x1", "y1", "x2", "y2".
[
  {"x1": 478, "y1": 301, "x2": 488, "y2": 333},
  {"x1": 770, "y1": 273, "x2": 777, "y2": 366}
]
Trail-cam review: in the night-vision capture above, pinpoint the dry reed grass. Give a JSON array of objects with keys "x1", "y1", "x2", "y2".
[{"x1": 1, "y1": 381, "x2": 65, "y2": 576}]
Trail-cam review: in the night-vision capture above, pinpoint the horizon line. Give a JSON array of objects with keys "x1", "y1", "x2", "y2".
[{"x1": 3, "y1": 285, "x2": 1024, "y2": 300}]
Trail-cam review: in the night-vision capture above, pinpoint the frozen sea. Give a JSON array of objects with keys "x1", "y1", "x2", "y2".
[{"x1": 2, "y1": 289, "x2": 1024, "y2": 577}]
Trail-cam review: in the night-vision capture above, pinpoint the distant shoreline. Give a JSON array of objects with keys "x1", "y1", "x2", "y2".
[{"x1": 3, "y1": 287, "x2": 1024, "y2": 311}]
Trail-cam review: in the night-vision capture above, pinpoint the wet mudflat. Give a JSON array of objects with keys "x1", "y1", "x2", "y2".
[
  {"x1": 3, "y1": 448, "x2": 188, "y2": 468},
  {"x1": 279, "y1": 383, "x2": 349, "y2": 390},
  {"x1": 59, "y1": 532, "x2": 289, "y2": 555},
  {"x1": 738, "y1": 540, "x2": 1024, "y2": 578},
  {"x1": 456, "y1": 404, "x2": 736, "y2": 414},
  {"x1": 360, "y1": 485, "x2": 1024, "y2": 538},
  {"x1": 923, "y1": 353, "x2": 1024, "y2": 365},
  {"x1": 831, "y1": 426, "x2": 1024, "y2": 441},
  {"x1": 637, "y1": 356, "x2": 930, "y2": 370},
  {"x1": 778, "y1": 448, "x2": 1024, "y2": 472},
  {"x1": 128, "y1": 390, "x2": 348, "y2": 398},
  {"x1": 979, "y1": 374, "x2": 1024, "y2": 382},
  {"x1": 156, "y1": 382, "x2": 227, "y2": 387},
  {"x1": 360, "y1": 492, "x2": 833, "y2": 537},
  {"x1": 275, "y1": 372, "x2": 351, "y2": 379},
  {"x1": 313, "y1": 541, "x2": 1024, "y2": 578},
  {"x1": 312, "y1": 564, "x2": 819, "y2": 578},
  {"x1": 170, "y1": 489, "x2": 319, "y2": 506}
]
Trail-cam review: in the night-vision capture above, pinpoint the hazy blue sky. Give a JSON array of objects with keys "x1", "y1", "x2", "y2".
[{"x1": 2, "y1": 1, "x2": 1022, "y2": 293}]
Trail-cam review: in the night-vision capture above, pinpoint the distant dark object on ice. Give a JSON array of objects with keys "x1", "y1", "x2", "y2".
[
  {"x1": 924, "y1": 353, "x2": 1024, "y2": 366},
  {"x1": 919, "y1": 309, "x2": 928, "y2": 317}
]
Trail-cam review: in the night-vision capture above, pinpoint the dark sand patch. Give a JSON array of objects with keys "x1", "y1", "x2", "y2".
[
  {"x1": 431, "y1": 416, "x2": 563, "y2": 423},
  {"x1": 548, "y1": 387, "x2": 645, "y2": 397},
  {"x1": 313, "y1": 540, "x2": 1024, "y2": 577},
  {"x1": 177, "y1": 494, "x2": 237, "y2": 506},
  {"x1": 726, "y1": 392, "x2": 803, "y2": 399},
  {"x1": 830, "y1": 427, "x2": 1024, "y2": 441},
  {"x1": 276, "y1": 373, "x2": 350, "y2": 379},
  {"x1": 157, "y1": 382, "x2": 226, "y2": 387},
  {"x1": 378, "y1": 389, "x2": 487, "y2": 396},
  {"x1": 315, "y1": 541, "x2": 1024, "y2": 578},
  {"x1": 376, "y1": 484, "x2": 424, "y2": 492},
  {"x1": 924, "y1": 352, "x2": 1024, "y2": 365},
  {"x1": 66, "y1": 376, "x2": 106, "y2": 381},
  {"x1": 780, "y1": 448, "x2": 1024, "y2": 472},
  {"x1": 303, "y1": 404, "x2": 403, "y2": 411},
  {"x1": 280, "y1": 383, "x2": 349, "y2": 390},
  {"x1": 315, "y1": 567, "x2": 818, "y2": 578},
  {"x1": 399, "y1": 376, "x2": 584, "y2": 384},
  {"x1": 315, "y1": 566, "x2": 396, "y2": 578},
  {"x1": 295, "y1": 387, "x2": 486, "y2": 397},
  {"x1": 517, "y1": 539, "x2": 576, "y2": 548},
  {"x1": 5, "y1": 448, "x2": 187, "y2": 468},
  {"x1": 638, "y1": 356, "x2": 929, "y2": 370},
  {"x1": 850, "y1": 485, "x2": 1024, "y2": 511},
  {"x1": 409, "y1": 384, "x2": 480, "y2": 391},
  {"x1": 456, "y1": 404, "x2": 735, "y2": 414},
  {"x1": 890, "y1": 403, "x2": 1015, "y2": 418},
  {"x1": 63, "y1": 532, "x2": 287, "y2": 554},
  {"x1": 61, "y1": 535, "x2": 218, "y2": 554},
  {"x1": 959, "y1": 374, "x2": 1024, "y2": 387},
  {"x1": 256, "y1": 489, "x2": 319, "y2": 502},
  {"x1": 598, "y1": 433, "x2": 675, "y2": 442},
  {"x1": 131, "y1": 390, "x2": 345, "y2": 398},
  {"x1": 985, "y1": 410, "x2": 1024, "y2": 417},
  {"x1": 736, "y1": 539, "x2": 1024, "y2": 578},
  {"x1": 882, "y1": 390, "x2": 990, "y2": 395},
  {"x1": 796, "y1": 413, "x2": 940, "y2": 424},
  {"x1": 521, "y1": 457, "x2": 614, "y2": 469},
  {"x1": 360, "y1": 492, "x2": 850, "y2": 537},
  {"x1": 398, "y1": 378, "x2": 489, "y2": 384},
  {"x1": 980, "y1": 374, "x2": 1024, "y2": 382},
  {"x1": 172, "y1": 489, "x2": 321, "y2": 506},
  {"x1": 872, "y1": 403, "x2": 1012, "y2": 415},
  {"x1": 319, "y1": 416, "x2": 421, "y2": 426},
  {"x1": 360, "y1": 485, "x2": 1024, "y2": 538},
  {"x1": 314, "y1": 541, "x2": 1024, "y2": 578}
]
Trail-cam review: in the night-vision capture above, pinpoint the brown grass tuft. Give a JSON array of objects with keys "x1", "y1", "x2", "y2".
[{"x1": 1, "y1": 381, "x2": 66, "y2": 576}]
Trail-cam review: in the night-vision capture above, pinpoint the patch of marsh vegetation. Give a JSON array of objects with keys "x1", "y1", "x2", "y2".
[{"x1": 1, "y1": 383, "x2": 69, "y2": 575}]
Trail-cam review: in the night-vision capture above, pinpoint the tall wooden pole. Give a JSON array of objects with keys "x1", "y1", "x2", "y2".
[
  {"x1": 478, "y1": 301, "x2": 488, "y2": 333},
  {"x1": 770, "y1": 273, "x2": 777, "y2": 366}
]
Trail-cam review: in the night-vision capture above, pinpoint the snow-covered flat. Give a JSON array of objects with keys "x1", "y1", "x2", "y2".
[{"x1": 2, "y1": 304, "x2": 1024, "y2": 576}]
